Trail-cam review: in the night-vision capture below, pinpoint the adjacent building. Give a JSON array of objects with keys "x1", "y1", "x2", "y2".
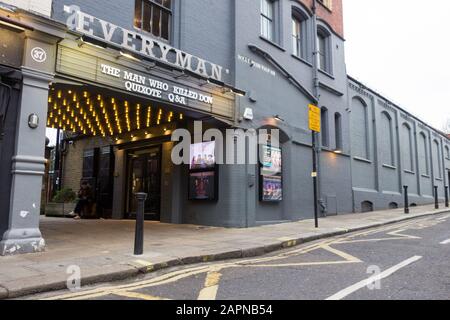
[{"x1": 0, "y1": 0, "x2": 449, "y2": 255}]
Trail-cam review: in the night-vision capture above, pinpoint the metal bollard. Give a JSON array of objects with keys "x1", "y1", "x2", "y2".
[
  {"x1": 134, "y1": 192, "x2": 148, "y2": 256},
  {"x1": 445, "y1": 186, "x2": 449, "y2": 208},
  {"x1": 434, "y1": 186, "x2": 439, "y2": 210},
  {"x1": 403, "y1": 185, "x2": 409, "y2": 214}
]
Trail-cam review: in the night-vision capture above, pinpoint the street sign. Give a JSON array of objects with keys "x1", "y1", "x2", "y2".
[{"x1": 309, "y1": 104, "x2": 321, "y2": 133}]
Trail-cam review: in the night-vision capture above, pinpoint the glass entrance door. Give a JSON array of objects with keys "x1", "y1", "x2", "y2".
[{"x1": 127, "y1": 147, "x2": 161, "y2": 221}]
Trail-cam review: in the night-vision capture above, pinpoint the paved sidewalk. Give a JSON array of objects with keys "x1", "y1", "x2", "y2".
[{"x1": 1, "y1": 204, "x2": 449, "y2": 299}]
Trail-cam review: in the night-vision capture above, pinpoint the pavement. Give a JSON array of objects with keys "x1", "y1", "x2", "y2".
[{"x1": 1, "y1": 203, "x2": 449, "y2": 300}]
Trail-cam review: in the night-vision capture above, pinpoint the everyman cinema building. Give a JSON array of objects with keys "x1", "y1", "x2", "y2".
[{"x1": 0, "y1": 0, "x2": 449, "y2": 255}]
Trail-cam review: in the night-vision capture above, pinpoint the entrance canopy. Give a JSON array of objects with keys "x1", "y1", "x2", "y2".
[
  {"x1": 47, "y1": 82, "x2": 235, "y2": 139},
  {"x1": 46, "y1": 83, "x2": 189, "y2": 139}
]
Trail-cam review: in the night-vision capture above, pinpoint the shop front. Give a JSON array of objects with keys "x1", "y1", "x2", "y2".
[
  {"x1": 47, "y1": 10, "x2": 239, "y2": 224},
  {"x1": 0, "y1": 5, "x2": 243, "y2": 255}
]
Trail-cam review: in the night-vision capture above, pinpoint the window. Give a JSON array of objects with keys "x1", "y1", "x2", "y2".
[
  {"x1": 134, "y1": 0, "x2": 172, "y2": 41},
  {"x1": 433, "y1": 140, "x2": 442, "y2": 179},
  {"x1": 351, "y1": 98, "x2": 370, "y2": 160},
  {"x1": 292, "y1": 16, "x2": 302, "y2": 57},
  {"x1": 335, "y1": 112, "x2": 343, "y2": 151},
  {"x1": 321, "y1": 107, "x2": 329, "y2": 147},
  {"x1": 380, "y1": 112, "x2": 394, "y2": 166},
  {"x1": 261, "y1": 0, "x2": 275, "y2": 41},
  {"x1": 317, "y1": 28, "x2": 332, "y2": 74},
  {"x1": 419, "y1": 133, "x2": 429, "y2": 175},
  {"x1": 402, "y1": 123, "x2": 414, "y2": 172},
  {"x1": 445, "y1": 145, "x2": 450, "y2": 159}
]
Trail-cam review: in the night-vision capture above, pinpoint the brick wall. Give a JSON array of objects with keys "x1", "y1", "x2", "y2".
[
  {"x1": 61, "y1": 137, "x2": 113, "y2": 192},
  {"x1": 299, "y1": 0, "x2": 344, "y2": 37},
  {"x1": 1, "y1": 0, "x2": 52, "y2": 16}
]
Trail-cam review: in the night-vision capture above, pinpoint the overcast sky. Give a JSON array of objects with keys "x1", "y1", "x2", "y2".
[{"x1": 343, "y1": 0, "x2": 450, "y2": 132}]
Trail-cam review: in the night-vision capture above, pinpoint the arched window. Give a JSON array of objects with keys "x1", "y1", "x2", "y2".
[
  {"x1": 351, "y1": 98, "x2": 369, "y2": 160},
  {"x1": 321, "y1": 107, "x2": 329, "y2": 147},
  {"x1": 445, "y1": 145, "x2": 450, "y2": 159},
  {"x1": 291, "y1": 8, "x2": 309, "y2": 60},
  {"x1": 433, "y1": 140, "x2": 442, "y2": 179},
  {"x1": 317, "y1": 26, "x2": 332, "y2": 74},
  {"x1": 334, "y1": 112, "x2": 343, "y2": 151},
  {"x1": 401, "y1": 123, "x2": 414, "y2": 172},
  {"x1": 380, "y1": 112, "x2": 394, "y2": 166},
  {"x1": 419, "y1": 132, "x2": 429, "y2": 175}
]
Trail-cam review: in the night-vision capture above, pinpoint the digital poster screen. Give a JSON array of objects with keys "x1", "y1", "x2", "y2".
[
  {"x1": 261, "y1": 145, "x2": 282, "y2": 176},
  {"x1": 188, "y1": 171, "x2": 216, "y2": 201},
  {"x1": 190, "y1": 141, "x2": 216, "y2": 170},
  {"x1": 261, "y1": 175, "x2": 283, "y2": 202}
]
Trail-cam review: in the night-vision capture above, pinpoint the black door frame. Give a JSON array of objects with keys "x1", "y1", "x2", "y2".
[{"x1": 125, "y1": 145, "x2": 162, "y2": 221}]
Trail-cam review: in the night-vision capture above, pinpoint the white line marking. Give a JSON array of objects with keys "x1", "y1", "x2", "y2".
[
  {"x1": 440, "y1": 239, "x2": 450, "y2": 245},
  {"x1": 326, "y1": 256, "x2": 423, "y2": 301}
]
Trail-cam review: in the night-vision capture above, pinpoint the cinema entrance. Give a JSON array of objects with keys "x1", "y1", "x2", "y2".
[{"x1": 126, "y1": 147, "x2": 162, "y2": 221}]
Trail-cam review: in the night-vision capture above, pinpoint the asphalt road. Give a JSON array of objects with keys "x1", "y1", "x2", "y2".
[{"x1": 30, "y1": 212, "x2": 450, "y2": 300}]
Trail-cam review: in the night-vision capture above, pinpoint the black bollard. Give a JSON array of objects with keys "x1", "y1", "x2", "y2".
[
  {"x1": 134, "y1": 192, "x2": 148, "y2": 256},
  {"x1": 434, "y1": 186, "x2": 439, "y2": 210},
  {"x1": 445, "y1": 186, "x2": 449, "y2": 208},
  {"x1": 403, "y1": 185, "x2": 409, "y2": 214}
]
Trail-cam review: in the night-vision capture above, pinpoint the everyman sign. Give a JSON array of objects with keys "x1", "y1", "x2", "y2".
[
  {"x1": 308, "y1": 104, "x2": 321, "y2": 133},
  {"x1": 64, "y1": 5, "x2": 225, "y2": 82}
]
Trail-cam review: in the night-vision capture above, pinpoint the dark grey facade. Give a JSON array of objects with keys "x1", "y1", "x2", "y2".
[{"x1": 0, "y1": 0, "x2": 449, "y2": 255}]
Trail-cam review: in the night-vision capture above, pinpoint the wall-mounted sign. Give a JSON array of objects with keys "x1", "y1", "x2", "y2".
[
  {"x1": 64, "y1": 5, "x2": 226, "y2": 82},
  {"x1": 309, "y1": 104, "x2": 321, "y2": 133},
  {"x1": 30, "y1": 47, "x2": 47, "y2": 63},
  {"x1": 260, "y1": 145, "x2": 283, "y2": 202},
  {"x1": 188, "y1": 141, "x2": 218, "y2": 201},
  {"x1": 188, "y1": 171, "x2": 217, "y2": 201},
  {"x1": 100, "y1": 63, "x2": 213, "y2": 106},
  {"x1": 261, "y1": 145, "x2": 282, "y2": 176},
  {"x1": 238, "y1": 54, "x2": 276, "y2": 77},
  {"x1": 261, "y1": 175, "x2": 282, "y2": 202},
  {"x1": 189, "y1": 141, "x2": 216, "y2": 170},
  {"x1": 56, "y1": 44, "x2": 234, "y2": 118}
]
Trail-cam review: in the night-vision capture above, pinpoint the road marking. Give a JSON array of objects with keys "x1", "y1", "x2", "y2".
[
  {"x1": 440, "y1": 239, "x2": 450, "y2": 245},
  {"x1": 112, "y1": 291, "x2": 169, "y2": 300},
  {"x1": 386, "y1": 229, "x2": 421, "y2": 240},
  {"x1": 326, "y1": 256, "x2": 423, "y2": 301},
  {"x1": 43, "y1": 216, "x2": 440, "y2": 301},
  {"x1": 198, "y1": 271, "x2": 222, "y2": 300},
  {"x1": 243, "y1": 244, "x2": 362, "y2": 268}
]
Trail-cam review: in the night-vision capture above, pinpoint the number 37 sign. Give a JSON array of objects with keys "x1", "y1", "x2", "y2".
[{"x1": 31, "y1": 47, "x2": 47, "y2": 63}]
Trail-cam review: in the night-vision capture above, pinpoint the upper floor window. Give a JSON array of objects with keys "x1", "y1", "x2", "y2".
[
  {"x1": 321, "y1": 107, "x2": 329, "y2": 147},
  {"x1": 134, "y1": 0, "x2": 172, "y2": 41},
  {"x1": 292, "y1": 17, "x2": 301, "y2": 57},
  {"x1": 335, "y1": 112, "x2": 343, "y2": 151},
  {"x1": 419, "y1": 133, "x2": 429, "y2": 175},
  {"x1": 402, "y1": 123, "x2": 414, "y2": 172},
  {"x1": 291, "y1": 9, "x2": 308, "y2": 60},
  {"x1": 317, "y1": 29, "x2": 332, "y2": 74},
  {"x1": 261, "y1": 0, "x2": 275, "y2": 42}
]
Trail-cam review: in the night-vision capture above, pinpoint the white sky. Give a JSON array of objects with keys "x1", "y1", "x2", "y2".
[{"x1": 343, "y1": 0, "x2": 450, "y2": 132}]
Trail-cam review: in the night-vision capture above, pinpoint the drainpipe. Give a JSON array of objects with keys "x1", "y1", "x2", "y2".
[{"x1": 311, "y1": 0, "x2": 326, "y2": 215}]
